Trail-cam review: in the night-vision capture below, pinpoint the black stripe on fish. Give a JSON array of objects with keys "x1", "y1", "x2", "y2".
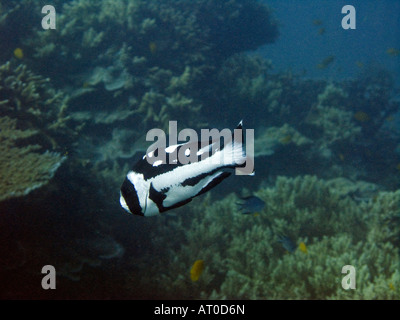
[
  {"x1": 196, "y1": 171, "x2": 231, "y2": 197},
  {"x1": 120, "y1": 120, "x2": 246, "y2": 217},
  {"x1": 182, "y1": 167, "x2": 233, "y2": 187},
  {"x1": 137, "y1": 123, "x2": 242, "y2": 181},
  {"x1": 136, "y1": 144, "x2": 214, "y2": 181},
  {"x1": 165, "y1": 198, "x2": 193, "y2": 211},
  {"x1": 149, "y1": 182, "x2": 166, "y2": 212},
  {"x1": 132, "y1": 156, "x2": 180, "y2": 181},
  {"x1": 120, "y1": 177, "x2": 143, "y2": 216},
  {"x1": 149, "y1": 182, "x2": 192, "y2": 213}
]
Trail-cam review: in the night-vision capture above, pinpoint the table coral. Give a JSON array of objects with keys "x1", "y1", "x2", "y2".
[
  {"x1": 0, "y1": 116, "x2": 65, "y2": 202},
  {"x1": 0, "y1": 61, "x2": 75, "y2": 202}
]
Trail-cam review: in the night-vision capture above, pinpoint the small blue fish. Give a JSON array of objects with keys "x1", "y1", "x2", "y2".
[
  {"x1": 236, "y1": 195, "x2": 265, "y2": 215},
  {"x1": 278, "y1": 235, "x2": 296, "y2": 253}
]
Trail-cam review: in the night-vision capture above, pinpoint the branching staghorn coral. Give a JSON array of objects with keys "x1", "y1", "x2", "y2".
[
  {"x1": 216, "y1": 234, "x2": 399, "y2": 300},
  {"x1": 212, "y1": 54, "x2": 398, "y2": 186},
  {"x1": 211, "y1": 54, "x2": 279, "y2": 127},
  {"x1": 25, "y1": 0, "x2": 210, "y2": 127},
  {"x1": 26, "y1": 0, "x2": 278, "y2": 120},
  {"x1": 124, "y1": 175, "x2": 399, "y2": 300},
  {"x1": 0, "y1": 61, "x2": 75, "y2": 148},
  {"x1": 254, "y1": 123, "x2": 313, "y2": 157},
  {"x1": 346, "y1": 65, "x2": 400, "y2": 138},
  {"x1": 305, "y1": 83, "x2": 361, "y2": 147}
]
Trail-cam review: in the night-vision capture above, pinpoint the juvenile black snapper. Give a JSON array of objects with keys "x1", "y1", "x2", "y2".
[{"x1": 120, "y1": 121, "x2": 250, "y2": 216}]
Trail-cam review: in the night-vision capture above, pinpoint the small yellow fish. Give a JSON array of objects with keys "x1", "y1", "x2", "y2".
[
  {"x1": 396, "y1": 163, "x2": 400, "y2": 171},
  {"x1": 387, "y1": 48, "x2": 400, "y2": 57},
  {"x1": 389, "y1": 282, "x2": 395, "y2": 291},
  {"x1": 385, "y1": 115, "x2": 394, "y2": 122},
  {"x1": 318, "y1": 27, "x2": 325, "y2": 35},
  {"x1": 338, "y1": 153, "x2": 345, "y2": 161},
  {"x1": 149, "y1": 42, "x2": 157, "y2": 54},
  {"x1": 313, "y1": 19, "x2": 323, "y2": 26},
  {"x1": 299, "y1": 242, "x2": 308, "y2": 254},
  {"x1": 355, "y1": 61, "x2": 364, "y2": 68},
  {"x1": 354, "y1": 111, "x2": 370, "y2": 122},
  {"x1": 13, "y1": 48, "x2": 23, "y2": 59},
  {"x1": 317, "y1": 56, "x2": 335, "y2": 69},
  {"x1": 190, "y1": 260, "x2": 204, "y2": 282},
  {"x1": 279, "y1": 134, "x2": 292, "y2": 145}
]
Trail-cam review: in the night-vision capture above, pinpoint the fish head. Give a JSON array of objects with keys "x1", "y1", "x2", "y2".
[
  {"x1": 120, "y1": 190, "x2": 143, "y2": 216},
  {"x1": 120, "y1": 174, "x2": 145, "y2": 216}
]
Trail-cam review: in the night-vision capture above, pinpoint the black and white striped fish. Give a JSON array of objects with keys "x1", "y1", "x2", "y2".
[{"x1": 119, "y1": 121, "x2": 251, "y2": 216}]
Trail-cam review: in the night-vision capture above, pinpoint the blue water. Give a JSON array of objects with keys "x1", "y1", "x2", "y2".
[{"x1": 259, "y1": 0, "x2": 400, "y2": 84}]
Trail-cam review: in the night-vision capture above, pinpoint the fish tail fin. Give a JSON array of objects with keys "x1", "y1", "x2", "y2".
[
  {"x1": 232, "y1": 120, "x2": 255, "y2": 176},
  {"x1": 221, "y1": 120, "x2": 247, "y2": 167}
]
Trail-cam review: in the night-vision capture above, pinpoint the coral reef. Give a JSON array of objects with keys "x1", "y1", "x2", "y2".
[
  {"x1": 254, "y1": 123, "x2": 312, "y2": 157},
  {"x1": 19, "y1": 0, "x2": 278, "y2": 183},
  {"x1": 124, "y1": 175, "x2": 399, "y2": 300},
  {"x1": 211, "y1": 54, "x2": 283, "y2": 128},
  {"x1": 0, "y1": 116, "x2": 65, "y2": 201},
  {"x1": 0, "y1": 0, "x2": 43, "y2": 63},
  {"x1": 306, "y1": 83, "x2": 361, "y2": 147},
  {"x1": 0, "y1": 61, "x2": 75, "y2": 147},
  {"x1": 13, "y1": 0, "x2": 396, "y2": 191},
  {"x1": 212, "y1": 51, "x2": 399, "y2": 186},
  {"x1": 0, "y1": 0, "x2": 398, "y2": 300},
  {"x1": 0, "y1": 61, "x2": 75, "y2": 202}
]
